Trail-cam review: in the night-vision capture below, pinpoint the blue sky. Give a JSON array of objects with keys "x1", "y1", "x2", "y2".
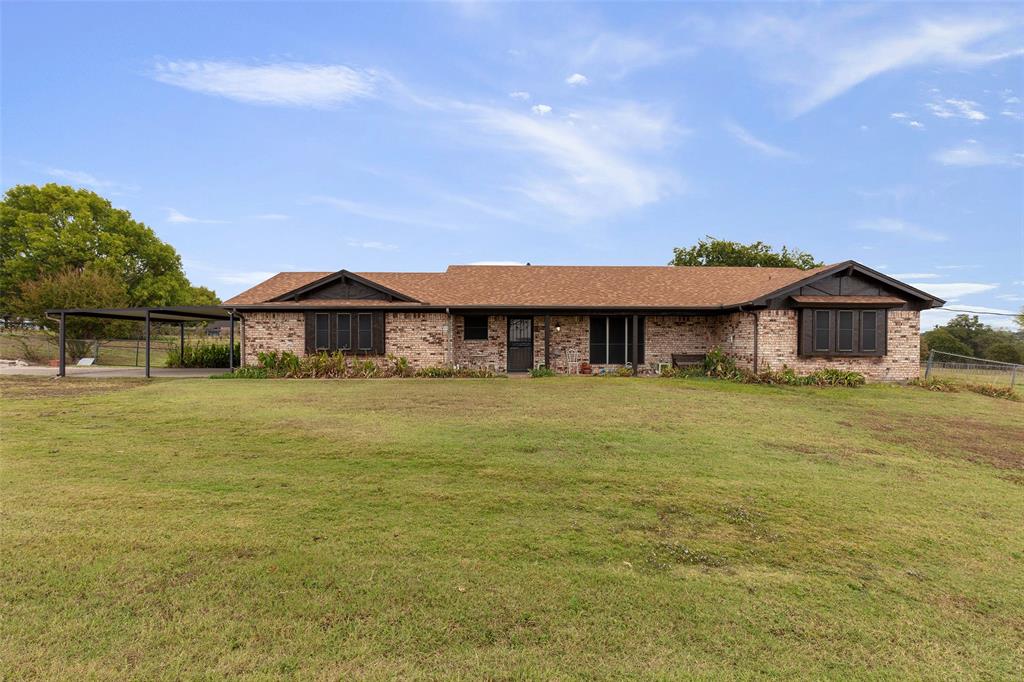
[{"x1": 3, "y1": 2, "x2": 1022, "y2": 328}]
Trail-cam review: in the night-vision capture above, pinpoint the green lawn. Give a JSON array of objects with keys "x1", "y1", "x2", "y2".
[{"x1": 1, "y1": 377, "x2": 1022, "y2": 679}]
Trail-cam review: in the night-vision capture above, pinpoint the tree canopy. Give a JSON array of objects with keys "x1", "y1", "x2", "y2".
[
  {"x1": 670, "y1": 236, "x2": 822, "y2": 269},
  {"x1": 921, "y1": 314, "x2": 1024, "y2": 363},
  {"x1": 0, "y1": 184, "x2": 218, "y2": 315}
]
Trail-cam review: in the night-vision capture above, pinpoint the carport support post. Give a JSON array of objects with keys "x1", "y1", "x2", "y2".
[
  {"x1": 632, "y1": 314, "x2": 639, "y2": 376},
  {"x1": 228, "y1": 311, "x2": 235, "y2": 372},
  {"x1": 58, "y1": 312, "x2": 66, "y2": 377},
  {"x1": 144, "y1": 310, "x2": 151, "y2": 379}
]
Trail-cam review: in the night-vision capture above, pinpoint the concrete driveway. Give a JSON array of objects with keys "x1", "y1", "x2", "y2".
[{"x1": 0, "y1": 365, "x2": 226, "y2": 378}]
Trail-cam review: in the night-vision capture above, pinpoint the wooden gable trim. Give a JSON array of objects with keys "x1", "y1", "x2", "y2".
[
  {"x1": 270, "y1": 269, "x2": 419, "y2": 303},
  {"x1": 750, "y1": 260, "x2": 945, "y2": 308}
]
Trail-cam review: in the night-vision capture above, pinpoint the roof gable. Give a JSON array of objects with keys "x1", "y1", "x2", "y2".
[{"x1": 268, "y1": 270, "x2": 419, "y2": 303}]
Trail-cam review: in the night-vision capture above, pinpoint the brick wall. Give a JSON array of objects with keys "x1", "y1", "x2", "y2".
[
  {"x1": 647, "y1": 315, "x2": 717, "y2": 366},
  {"x1": 242, "y1": 312, "x2": 305, "y2": 366},
  {"x1": 242, "y1": 309, "x2": 920, "y2": 381},
  {"x1": 532, "y1": 315, "x2": 589, "y2": 371},
  {"x1": 385, "y1": 312, "x2": 449, "y2": 368},
  {"x1": 755, "y1": 309, "x2": 920, "y2": 381},
  {"x1": 453, "y1": 314, "x2": 508, "y2": 371}
]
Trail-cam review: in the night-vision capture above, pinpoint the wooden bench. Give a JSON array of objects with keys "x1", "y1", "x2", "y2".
[{"x1": 671, "y1": 353, "x2": 705, "y2": 368}]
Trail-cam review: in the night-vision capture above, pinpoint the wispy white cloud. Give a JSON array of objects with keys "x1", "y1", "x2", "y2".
[
  {"x1": 723, "y1": 121, "x2": 797, "y2": 158},
  {"x1": 216, "y1": 271, "x2": 278, "y2": 286},
  {"x1": 926, "y1": 97, "x2": 987, "y2": 120},
  {"x1": 565, "y1": 73, "x2": 589, "y2": 86},
  {"x1": 922, "y1": 304, "x2": 1017, "y2": 330},
  {"x1": 855, "y1": 217, "x2": 947, "y2": 242},
  {"x1": 729, "y1": 13, "x2": 1024, "y2": 115},
  {"x1": 165, "y1": 208, "x2": 229, "y2": 224},
  {"x1": 531, "y1": 104, "x2": 552, "y2": 115},
  {"x1": 890, "y1": 272, "x2": 940, "y2": 279},
  {"x1": 464, "y1": 101, "x2": 681, "y2": 219},
  {"x1": 932, "y1": 139, "x2": 1023, "y2": 167},
  {"x1": 910, "y1": 282, "x2": 997, "y2": 298},
  {"x1": 890, "y1": 112, "x2": 925, "y2": 129},
  {"x1": 46, "y1": 167, "x2": 136, "y2": 193},
  {"x1": 251, "y1": 213, "x2": 290, "y2": 221},
  {"x1": 346, "y1": 239, "x2": 398, "y2": 251},
  {"x1": 311, "y1": 196, "x2": 460, "y2": 231},
  {"x1": 151, "y1": 60, "x2": 379, "y2": 107},
  {"x1": 568, "y1": 33, "x2": 693, "y2": 79},
  {"x1": 509, "y1": 91, "x2": 530, "y2": 101}
]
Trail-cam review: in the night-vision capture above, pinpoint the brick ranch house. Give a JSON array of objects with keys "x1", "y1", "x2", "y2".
[{"x1": 223, "y1": 261, "x2": 943, "y2": 381}]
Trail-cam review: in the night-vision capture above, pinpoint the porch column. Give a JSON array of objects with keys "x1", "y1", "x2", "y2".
[
  {"x1": 228, "y1": 311, "x2": 235, "y2": 372},
  {"x1": 544, "y1": 314, "x2": 551, "y2": 369},
  {"x1": 58, "y1": 312, "x2": 66, "y2": 377},
  {"x1": 144, "y1": 310, "x2": 151, "y2": 379},
  {"x1": 631, "y1": 314, "x2": 639, "y2": 376}
]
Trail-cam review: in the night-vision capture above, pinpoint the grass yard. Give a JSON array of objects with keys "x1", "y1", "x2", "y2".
[{"x1": 1, "y1": 376, "x2": 1022, "y2": 679}]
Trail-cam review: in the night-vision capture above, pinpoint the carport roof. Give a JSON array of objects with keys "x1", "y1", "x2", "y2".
[{"x1": 46, "y1": 306, "x2": 231, "y2": 321}]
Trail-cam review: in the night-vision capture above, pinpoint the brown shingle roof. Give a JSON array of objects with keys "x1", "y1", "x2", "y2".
[{"x1": 225, "y1": 264, "x2": 838, "y2": 308}]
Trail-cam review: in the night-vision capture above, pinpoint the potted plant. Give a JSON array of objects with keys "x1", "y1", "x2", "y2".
[{"x1": 579, "y1": 361, "x2": 592, "y2": 375}]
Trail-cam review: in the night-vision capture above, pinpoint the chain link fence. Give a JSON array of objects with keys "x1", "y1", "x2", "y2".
[{"x1": 923, "y1": 350, "x2": 1021, "y2": 390}]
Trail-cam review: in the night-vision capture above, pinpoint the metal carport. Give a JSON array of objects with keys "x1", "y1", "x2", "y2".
[{"x1": 45, "y1": 306, "x2": 235, "y2": 378}]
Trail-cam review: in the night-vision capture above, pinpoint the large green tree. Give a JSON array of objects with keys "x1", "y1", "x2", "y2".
[
  {"x1": 921, "y1": 314, "x2": 1024, "y2": 362},
  {"x1": 670, "y1": 236, "x2": 821, "y2": 269},
  {"x1": 0, "y1": 184, "x2": 217, "y2": 314}
]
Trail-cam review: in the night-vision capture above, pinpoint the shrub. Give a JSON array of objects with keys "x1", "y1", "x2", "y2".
[
  {"x1": 530, "y1": 366, "x2": 556, "y2": 378},
  {"x1": 910, "y1": 377, "x2": 1020, "y2": 401},
  {"x1": 167, "y1": 341, "x2": 239, "y2": 368},
  {"x1": 256, "y1": 350, "x2": 301, "y2": 377},
  {"x1": 415, "y1": 365, "x2": 501, "y2": 378},
  {"x1": 910, "y1": 377, "x2": 959, "y2": 392},
  {"x1": 662, "y1": 350, "x2": 865, "y2": 388},
  {"x1": 702, "y1": 347, "x2": 740, "y2": 379},
  {"x1": 965, "y1": 384, "x2": 1020, "y2": 401},
  {"x1": 802, "y1": 368, "x2": 866, "y2": 387},
  {"x1": 211, "y1": 367, "x2": 268, "y2": 379}
]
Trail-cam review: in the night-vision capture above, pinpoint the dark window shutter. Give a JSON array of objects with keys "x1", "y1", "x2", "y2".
[
  {"x1": 373, "y1": 311, "x2": 385, "y2": 355},
  {"x1": 589, "y1": 316, "x2": 607, "y2": 364},
  {"x1": 799, "y1": 310, "x2": 811, "y2": 356},
  {"x1": 304, "y1": 312, "x2": 316, "y2": 355}
]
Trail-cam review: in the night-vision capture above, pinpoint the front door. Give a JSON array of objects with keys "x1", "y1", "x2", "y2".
[{"x1": 507, "y1": 317, "x2": 533, "y2": 372}]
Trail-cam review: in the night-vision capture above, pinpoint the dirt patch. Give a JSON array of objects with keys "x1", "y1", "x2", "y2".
[
  {"x1": 862, "y1": 412, "x2": 1024, "y2": 470},
  {"x1": 0, "y1": 376, "x2": 148, "y2": 400}
]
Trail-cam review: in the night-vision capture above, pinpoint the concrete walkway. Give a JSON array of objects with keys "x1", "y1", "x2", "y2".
[{"x1": 0, "y1": 365, "x2": 226, "y2": 378}]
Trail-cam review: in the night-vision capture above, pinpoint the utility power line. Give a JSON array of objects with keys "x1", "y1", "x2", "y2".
[{"x1": 938, "y1": 307, "x2": 1020, "y2": 317}]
